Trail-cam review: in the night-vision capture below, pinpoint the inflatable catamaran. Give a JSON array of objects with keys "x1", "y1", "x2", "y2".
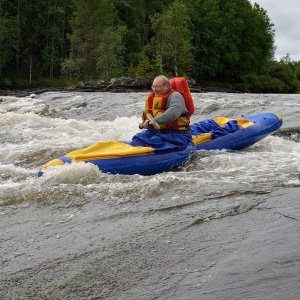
[{"x1": 38, "y1": 78, "x2": 282, "y2": 177}]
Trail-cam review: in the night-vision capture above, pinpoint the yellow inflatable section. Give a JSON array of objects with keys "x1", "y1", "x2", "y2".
[
  {"x1": 213, "y1": 117, "x2": 254, "y2": 128},
  {"x1": 192, "y1": 133, "x2": 212, "y2": 145},
  {"x1": 66, "y1": 141, "x2": 155, "y2": 161}
]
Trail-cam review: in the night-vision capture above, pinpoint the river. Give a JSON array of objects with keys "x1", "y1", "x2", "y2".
[{"x1": 1, "y1": 91, "x2": 300, "y2": 299}]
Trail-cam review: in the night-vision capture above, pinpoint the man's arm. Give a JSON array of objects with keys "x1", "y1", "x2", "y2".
[{"x1": 154, "y1": 92, "x2": 187, "y2": 124}]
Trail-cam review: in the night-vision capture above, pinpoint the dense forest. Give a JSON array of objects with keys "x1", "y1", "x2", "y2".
[{"x1": 1, "y1": 0, "x2": 300, "y2": 93}]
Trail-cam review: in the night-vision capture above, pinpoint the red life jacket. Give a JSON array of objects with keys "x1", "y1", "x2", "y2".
[{"x1": 170, "y1": 77, "x2": 195, "y2": 116}]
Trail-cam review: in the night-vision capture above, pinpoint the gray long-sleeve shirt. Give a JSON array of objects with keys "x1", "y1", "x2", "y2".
[{"x1": 154, "y1": 91, "x2": 188, "y2": 125}]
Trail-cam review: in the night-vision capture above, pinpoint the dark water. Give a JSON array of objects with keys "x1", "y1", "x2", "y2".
[{"x1": 1, "y1": 91, "x2": 299, "y2": 299}]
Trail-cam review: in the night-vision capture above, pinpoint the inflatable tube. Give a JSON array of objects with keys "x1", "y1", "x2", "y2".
[{"x1": 38, "y1": 113, "x2": 282, "y2": 177}]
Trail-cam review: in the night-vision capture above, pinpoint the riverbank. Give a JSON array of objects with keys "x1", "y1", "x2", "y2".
[{"x1": 0, "y1": 77, "x2": 241, "y2": 97}]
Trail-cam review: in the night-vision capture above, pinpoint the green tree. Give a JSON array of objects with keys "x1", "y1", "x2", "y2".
[
  {"x1": 148, "y1": 0, "x2": 194, "y2": 76},
  {"x1": 0, "y1": 0, "x2": 73, "y2": 80},
  {"x1": 184, "y1": 0, "x2": 221, "y2": 80},
  {"x1": 0, "y1": 16, "x2": 18, "y2": 76},
  {"x1": 111, "y1": 0, "x2": 147, "y2": 68},
  {"x1": 0, "y1": 0, "x2": 34, "y2": 77},
  {"x1": 238, "y1": 2, "x2": 275, "y2": 76},
  {"x1": 1, "y1": 0, "x2": 298, "y2": 93},
  {"x1": 184, "y1": 0, "x2": 275, "y2": 82},
  {"x1": 39, "y1": 0, "x2": 74, "y2": 78},
  {"x1": 67, "y1": 0, "x2": 117, "y2": 79},
  {"x1": 96, "y1": 26, "x2": 127, "y2": 78},
  {"x1": 110, "y1": 0, "x2": 175, "y2": 73},
  {"x1": 268, "y1": 57, "x2": 298, "y2": 93},
  {"x1": 61, "y1": 55, "x2": 83, "y2": 81}
]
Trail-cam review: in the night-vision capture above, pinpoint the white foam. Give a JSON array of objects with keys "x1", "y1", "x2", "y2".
[
  {"x1": 39, "y1": 162, "x2": 101, "y2": 186},
  {"x1": 1, "y1": 92, "x2": 299, "y2": 200}
]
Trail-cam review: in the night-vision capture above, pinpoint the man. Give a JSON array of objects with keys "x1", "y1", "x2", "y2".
[
  {"x1": 139, "y1": 75, "x2": 190, "y2": 132},
  {"x1": 131, "y1": 75, "x2": 193, "y2": 151}
]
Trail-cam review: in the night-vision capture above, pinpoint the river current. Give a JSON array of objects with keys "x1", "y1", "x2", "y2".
[{"x1": 1, "y1": 91, "x2": 300, "y2": 299}]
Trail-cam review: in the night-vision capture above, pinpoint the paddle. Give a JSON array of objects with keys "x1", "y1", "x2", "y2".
[{"x1": 147, "y1": 113, "x2": 160, "y2": 130}]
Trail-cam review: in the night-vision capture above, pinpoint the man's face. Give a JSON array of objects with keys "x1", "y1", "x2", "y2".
[{"x1": 151, "y1": 78, "x2": 169, "y2": 96}]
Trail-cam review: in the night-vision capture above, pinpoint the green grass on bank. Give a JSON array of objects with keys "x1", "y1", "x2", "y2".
[{"x1": 0, "y1": 77, "x2": 75, "y2": 89}]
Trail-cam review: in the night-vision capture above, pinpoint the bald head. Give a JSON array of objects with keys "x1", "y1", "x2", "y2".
[{"x1": 152, "y1": 75, "x2": 170, "y2": 95}]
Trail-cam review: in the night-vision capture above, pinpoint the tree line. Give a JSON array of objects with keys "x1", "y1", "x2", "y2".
[{"x1": 1, "y1": 0, "x2": 300, "y2": 93}]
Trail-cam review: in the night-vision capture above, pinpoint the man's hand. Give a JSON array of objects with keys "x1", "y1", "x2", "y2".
[
  {"x1": 139, "y1": 115, "x2": 160, "y2": 130},
  {"x1": 146, "y1": 114, "x2": 160, "y2": 130},
  {"x1": 139, "y1": 120, "x2": 152, "y2": 129}
]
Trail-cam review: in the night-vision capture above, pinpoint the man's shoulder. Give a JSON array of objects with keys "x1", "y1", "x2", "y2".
[
  {"x1": 171, "y1": 91, "x2": 181, "y2": 96},
  {"x1": 170, "y1": 91, "x2": 184, "y2": 100}
]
